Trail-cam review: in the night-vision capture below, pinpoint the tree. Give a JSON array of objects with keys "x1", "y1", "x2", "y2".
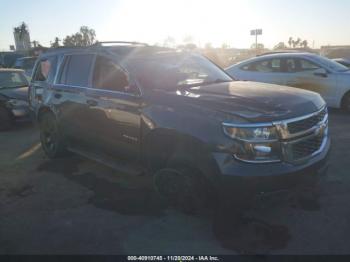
[
  {"x1": 274, "y1": 42, "x2": 287, "y2": 50},
  {"x1": 32, "y1": 40, "x2": 40, "y2": 48},
  {"x1": 63, "y1": 26, "x2": 96, "y2": 47},
  {"x1": 301, "y1": 40, "x2": 308, "y2": 48},
  {"x1": 295, "y1": 38, "x2": 301, "y2": 48},
  {"x1": 51, "y1": 37, "x2": 61, "y2": 48},
  {"x1": 14, "y1": 22, "x2": 31, "y2": 50},
  {"x1": 288, "y1": 37, "x2": 293, "y2": 48},
  {"x1": 14, "y1": 22, "x2": 29, "y2": 40}
]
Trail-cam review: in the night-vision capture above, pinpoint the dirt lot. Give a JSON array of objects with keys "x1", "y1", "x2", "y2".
[{"x1": 0, "y1": 110, "x2": 350, "y2": 255}]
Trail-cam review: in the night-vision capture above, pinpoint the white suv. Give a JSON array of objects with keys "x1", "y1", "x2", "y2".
[{"x1": 226, "y1": 53, "x2": 350, "y2": 111}]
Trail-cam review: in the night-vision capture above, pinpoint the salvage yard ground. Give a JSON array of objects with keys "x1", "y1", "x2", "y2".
[{"x1": 0, "y1": 110, "x2": 350, "y2": 254}]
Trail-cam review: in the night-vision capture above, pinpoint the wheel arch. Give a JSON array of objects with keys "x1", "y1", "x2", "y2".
[
  {"x1": 142, "y1": 128, "x2": 221, "y2": 183},
  {"x1": 37, "y1": 106, "x2": 55, "y2": 123},
  {"x1": 340, "y1": 90, "x2": 350, "y2": 109}
]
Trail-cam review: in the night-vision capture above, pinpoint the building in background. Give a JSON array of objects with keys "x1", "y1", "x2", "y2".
[{"x1": 321, "y1": 45, "x2": 350, "y2": 59}]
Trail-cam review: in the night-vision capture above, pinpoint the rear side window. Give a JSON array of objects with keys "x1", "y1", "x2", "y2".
[
  {"x1": 58, "y1": 54, "x2": 94, "y2": 86},
  {"x1": 284, "y1": 58, "x2": 297, "y2": 72},
  {"x1": 241, "y1": 59, "x2": 282, "y2": 72},
  {"x1": 33, "y1": 56, "x2": 57, "y2": 82}
]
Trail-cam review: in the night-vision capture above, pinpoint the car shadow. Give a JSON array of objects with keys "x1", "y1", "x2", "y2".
[
  {"x1": 35, "y1": 156, "x2": 326, "y2": 254},
  {"x1": 36, "y1": 157, "x2": 167, "y2": 217}
]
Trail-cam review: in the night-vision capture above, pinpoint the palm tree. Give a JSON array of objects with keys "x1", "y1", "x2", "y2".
[
  {"x1": 302, "y1": 40, "x2": 308, "y2": 48},
  {"x1": 14, "y1": 22, "x2": 30, "y2": 50},
  {"x1": 288, "y1": 37, "x2": 293, "y2": 48}
]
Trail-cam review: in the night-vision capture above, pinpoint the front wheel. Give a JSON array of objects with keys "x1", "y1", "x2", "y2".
[
  {"x1": 0, "y1": 106, "x2": 13, "y2": 131},
  {"x1": 341, "y1": 93, "x2": 350, "y2": 112},
  {"x1": 39, "y1": 112, "x2": 67, "y2": 158}
]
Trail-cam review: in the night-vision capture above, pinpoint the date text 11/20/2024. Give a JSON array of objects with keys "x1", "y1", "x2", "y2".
[{"x1": 127, "y1": 256, "x2": 220, "y2": 261}]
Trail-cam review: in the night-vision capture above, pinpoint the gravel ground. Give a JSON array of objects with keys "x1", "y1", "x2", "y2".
[{"x1": 0, "y1": 110, "x2": 349, "y2": 255}]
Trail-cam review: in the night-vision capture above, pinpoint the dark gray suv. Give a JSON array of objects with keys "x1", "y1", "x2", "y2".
[{"x1": 29, "y1": 42, "x2": 330, "y2": 211}]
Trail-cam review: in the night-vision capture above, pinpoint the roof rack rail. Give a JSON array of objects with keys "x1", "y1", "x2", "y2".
[{"x1": 93, "y1": 41, "x2": 149, "y2": 46}]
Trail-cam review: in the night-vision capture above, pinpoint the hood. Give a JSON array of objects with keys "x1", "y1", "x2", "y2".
[
  {"x1": 171, "y1": 81, "x2": 325, "y2": 123},
  {"x1": 0, "y1": 86, "x2": 29, "y2": 101}
]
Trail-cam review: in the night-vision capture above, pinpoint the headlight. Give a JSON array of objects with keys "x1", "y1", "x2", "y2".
[
  {"x1": 222, "y1": 123, "x2": 281, "y2": 163},
  {"x1": 223, "y1": 125, "x2": 278, "y2": 142},
  {"x1": 6, "y1": 99, "x2": 28, "y2": 107}
]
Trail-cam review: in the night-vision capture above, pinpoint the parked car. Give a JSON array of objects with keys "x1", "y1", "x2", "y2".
[
  {"x1": 14, "y1": 56, "x2": 37, "y2": 78},
  {"x1": 0, "y1": 52, "x2": 25, "y2": 68},
  {"x1": 333, "y1": 58, "x2": 350, "y2": 68},
  {"x1": 226, "y1": 53, "x2": 350, "y2": 111},
  {"x1": 0, "y1": 69, "x2": 30, "y2": 130},
  {"x1": 29, "y1": 43, "x2": 330, "y2": 211}
]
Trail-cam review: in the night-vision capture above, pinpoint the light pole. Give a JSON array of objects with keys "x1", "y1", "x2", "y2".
[{"x1": 251, "y1": 29, "x2": 262, "y2": 54}]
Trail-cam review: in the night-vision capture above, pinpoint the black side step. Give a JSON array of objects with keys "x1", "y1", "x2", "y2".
[{"x1": 68, "y1": 146, "x2": 144, "y2": 176}]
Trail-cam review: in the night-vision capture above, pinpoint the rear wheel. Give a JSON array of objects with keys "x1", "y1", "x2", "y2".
[
  {"x1": 341, "y1": 93, "x2": 350, "y2": 112},
  {"x1": 0, "y1": 106, "x2": 13, "y2": 131},
  {"x1": 39, "y1": 112, "x2": 67, "y2": 158}
]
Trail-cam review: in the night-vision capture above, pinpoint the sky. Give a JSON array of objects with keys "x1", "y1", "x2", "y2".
[{"x1": 1, "y1": 0, "x2": 350, "y2": 51}]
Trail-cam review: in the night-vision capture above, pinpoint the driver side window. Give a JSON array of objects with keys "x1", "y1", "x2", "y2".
[
  {"x1": 298, "y1": 59, "x2": 320, "y2": 71},
  {"x1": 92, "y1": 56, "x2": 132, "y2": 94}
]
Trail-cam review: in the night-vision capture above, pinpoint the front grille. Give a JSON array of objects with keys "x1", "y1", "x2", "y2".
[
  {"x1": 290, "y1": 135, "x2": 324, "y2": 160},
  {"x1": 287, "y1": 107, "x2": 327, "y2": 134},
  {"x1": 278, "y1": 107, "x2": 328, "y2": 163}
]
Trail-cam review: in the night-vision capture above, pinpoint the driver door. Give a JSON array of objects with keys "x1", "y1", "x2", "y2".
[
  {"x1": 286, "y1": 58, "x2": 337, "y2": 105},
  {"x1": 85, "y1": 55, "x2": 142, "y2": 160}
]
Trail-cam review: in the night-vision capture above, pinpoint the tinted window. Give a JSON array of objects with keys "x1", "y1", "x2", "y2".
[
  {"x1": 59, "y1": 54, "x2": 94, "y2": 86},
  {"x1": 284, "y1": 58, "x2": 297, "y2": 72},
  {"x1": 33, "y1": 56, "x2": 57, "y2": 82},
  {"x1": 127, "y1": 54, "x2": 232, "y2": 90},
  {"x1": 92, "y1": 56, "x2": 130, "y2": 93},
  {"x1": 242, "y1": 59, "x2": 282, "y2": 72},
  {"x1": 299, "y1": 59, "x2": 320, "y2": 71}
]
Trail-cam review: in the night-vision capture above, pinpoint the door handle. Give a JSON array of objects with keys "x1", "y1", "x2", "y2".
[{"x1": 87, "y1": 99, "x2": 98, "y2": 107}]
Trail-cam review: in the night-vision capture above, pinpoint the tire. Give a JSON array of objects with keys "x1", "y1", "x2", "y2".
[
  {"x1": 341, "y1": 93, "x2": 350, "y2": 112},
  {"x1": 153, "y1": 161, "x2": 213, "y2": 215},
  {"x1": 0, "y1": 106, "x2": 13, "y2": 131},
  {"x1": 39, "y1": 112, "x2": 67, "y2": 158}
]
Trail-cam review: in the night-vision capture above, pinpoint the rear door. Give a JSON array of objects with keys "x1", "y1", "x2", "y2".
[
  {"x1": 85, "y1": 55, "x2": 142, "y2": 160},
  {"x1": 53, "y1": 53, "x2": 95, "y2": 146}
]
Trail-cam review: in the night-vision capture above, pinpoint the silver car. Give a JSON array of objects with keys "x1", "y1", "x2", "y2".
[{"x1": 226, "y1": 53, "x2": 350, "y2": 111}]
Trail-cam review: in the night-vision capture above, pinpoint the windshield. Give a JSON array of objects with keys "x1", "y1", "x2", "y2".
[
  {"x1": 15, "y1": 58, "x2": 36, "y2": 70},
  {"x1": 0, "y1": 71, "x2": 28, "y2": 89},
  {"x1": 314, "y1": 55, "x2": 349, "y2": 72},
  {"x1": 127, "y1": 53, "x2": 233, "y2": 90}
]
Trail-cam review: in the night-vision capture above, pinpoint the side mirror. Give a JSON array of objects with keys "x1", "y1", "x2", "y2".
[{"x1": 314, "y1": 68, "x2": 328, "y2": 78}]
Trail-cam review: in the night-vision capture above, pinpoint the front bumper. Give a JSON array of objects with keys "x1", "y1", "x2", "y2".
[{"x1": 213, "y1": 137, "x2": 331, "y2": 194}]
